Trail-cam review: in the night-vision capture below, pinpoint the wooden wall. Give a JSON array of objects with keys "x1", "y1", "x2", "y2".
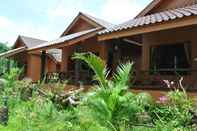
[
  {"x1": 61, "y1": 37, "x2": 108, "y2": 72},
  {"x1": 27, "y1": 54, "x2": 58, "y2": 82},
  {"x1": 67, "y1": 18, "x2": 95, "y2": 34},
  {"x1": 141, "y1": 25, "x2": 197, "y2": 86},
  {"x1": 142, "y1": 25, "x2": 197, "y2": 71}
]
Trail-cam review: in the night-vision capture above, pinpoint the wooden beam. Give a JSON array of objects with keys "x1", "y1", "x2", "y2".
[
  {"x1": 123, "y1": 39, "x2": 142, "y2": 46},
  {"x1": 98, "y1": 16, "x2": 197, "y2": 41}
]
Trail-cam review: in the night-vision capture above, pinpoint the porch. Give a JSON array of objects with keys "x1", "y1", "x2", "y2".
[
  {"x1": 99, "y1": 25, "x2": 197, "y2": 90},
  {"x1": 44, "y1": 38, "x2": 142, "y2": 85}
]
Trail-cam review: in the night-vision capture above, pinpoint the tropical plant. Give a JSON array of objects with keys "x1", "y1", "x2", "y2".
[{"x1": 72, "y1": 52, "x2": 153, "y2": 130}]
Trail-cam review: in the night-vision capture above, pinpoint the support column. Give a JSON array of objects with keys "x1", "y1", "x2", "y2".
[
  {"x1": 40, "y1": 50, "x2": 46, "y2": 81},
  {"x1": 61, "y1": 47, "x2": 69, "y2": 73},
  {"x1": 142, "y1": 36, "x2": 149, "y2": 71},
  {"x1": 100, "y1": 42, "x2": 108, "y2": 64},
  {"x1": 74, "y1": 45, "x2": 81, "y2": 85}
]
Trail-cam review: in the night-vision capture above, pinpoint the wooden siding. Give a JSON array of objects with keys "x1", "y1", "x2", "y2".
[
  {"x1": 27, "y1": 54, "x2": 41, "y2": 82},
  {"x1": 142, "y1": 25, "x2": 197, "y2": 71},
  {"x1": 61, "y1": 37, "x2": 108, "y2": 72},
  {"x1": 66, "y1": 18, "x2": 95, "y2": 35},
  {"x1": 27, "y1": 54, "x2": 58, "y2": 82}
]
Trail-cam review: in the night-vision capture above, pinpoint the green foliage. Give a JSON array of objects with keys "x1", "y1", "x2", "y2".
[
  {"x1": 0, "y1": 42, "x2": 12, "y2": 74},
  {"x1": 0, "y1": 42, "x2": 9, "y2": 53},
  {"x1": 72, "y1": 52, "x2": 108, "y2": 88},
  {"x1": 0, "y1": 53, "x2": 195, "y2": 130},
  {"x1": 0, "y1": 97, "x2": 67, "y2": 131},
  {"x1": 72, "y1": 53, "x2": 194, "y2": 130}
]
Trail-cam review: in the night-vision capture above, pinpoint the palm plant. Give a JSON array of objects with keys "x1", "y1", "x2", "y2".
[{"x1": 72, "y1": 52, "x2": 135, "y2": 130}]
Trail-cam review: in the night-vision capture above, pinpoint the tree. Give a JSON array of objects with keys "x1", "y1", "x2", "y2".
[
  {"x1": 0, "y1": 42, "x2": 10, "y2": 53},
  {"x1": 0, "y1": 42, "x2": 11, "y2": 75}
]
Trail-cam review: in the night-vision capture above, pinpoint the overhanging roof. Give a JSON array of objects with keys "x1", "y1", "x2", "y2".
[
  {"x1": 19, "y1": 36, "x2": 47, "y2": 48},
  {"x1": 98, "y1": 4, "x2": 197, "y2": 40},
  {"x1": 29, "y1": 28, "x2": 101, "y2": 52},
  {"x1": 0, "y1": 46, "x2": 27, "y2": 58}
]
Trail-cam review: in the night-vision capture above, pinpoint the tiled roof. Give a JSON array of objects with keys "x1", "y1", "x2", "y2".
[
  {"x1": 29, "y1": 28, "x2": 100, "y2": 50},
  {"x1": 20, "y1": 35, "x2": 47, "y2": 48},
  {"x1": 98, "y1": 4, "x2": 197, "y2": 35},
  {"x1": 17, "y1": 36, "x2": 62, "y2": 62}
]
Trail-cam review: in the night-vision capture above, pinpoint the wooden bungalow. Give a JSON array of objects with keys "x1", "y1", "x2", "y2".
[
  {"x1": 1, "y1": 0, "x2": 197, "y2": 98},
  {"x1": 98, "y1": 0, "x2": 197, "y2": 90},
  {"x1": 28, "y1": 12, "x2": 142, "y2": 84},
  {"x1": 0, "y1": 35, "x2": 61, "y2": 82}
]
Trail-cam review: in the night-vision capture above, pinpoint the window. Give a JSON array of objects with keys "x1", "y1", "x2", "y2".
[{"x1": 150, "y1": 42, "x2": 191, "y2": 75}]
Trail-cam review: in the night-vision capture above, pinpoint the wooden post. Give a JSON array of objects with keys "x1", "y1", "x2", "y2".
[
  {"x1": 40, "y1": 50, "x2": 46, "y2": 81},
  {"x1": 61, "y1": 47, "x2": 69, "y2": 73},
  {"x1": 74, "y1": 45, "x2": 81, "y2": 85},
  {"x1": 100, "y1": 42, "x2": 108, "y2": 63}
]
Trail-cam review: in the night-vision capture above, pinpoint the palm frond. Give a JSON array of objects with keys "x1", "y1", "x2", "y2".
[
  {"x1": 72, "y1": 52, "x2": 108, "y2": 88},
  {"x1": 113, "y1": 62, "x2": 133, "y2": 87}
]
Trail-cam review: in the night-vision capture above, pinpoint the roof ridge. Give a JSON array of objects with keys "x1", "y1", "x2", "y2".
[{"x1": 80, "y1": 12, "x2": 114, "y2": 28}]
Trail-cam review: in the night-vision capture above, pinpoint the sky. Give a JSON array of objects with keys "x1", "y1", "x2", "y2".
[{"x1": 0, "y1": 0, "x2": 151, "y2": 46}]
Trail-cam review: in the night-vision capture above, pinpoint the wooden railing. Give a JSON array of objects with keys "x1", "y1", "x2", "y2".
[
  {"x1": 132, "y1": 69, "x2": 197, "y2": 90},
  {"x1": 45, "y1": 68, "x2": 197, "y2": 90},
  {"x1": 45, "y1": 70, "x2": 94, "y2": 85}
]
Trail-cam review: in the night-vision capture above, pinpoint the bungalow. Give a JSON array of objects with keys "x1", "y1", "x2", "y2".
[
  {"x1": 0, "y1": 35, "x2": 61, "y2": 82},
  {"x1": 28, "y1": 12, "x2": 141, "y2": 84},
  {"x1": 3, "y1": 0, "x2": 197, "y2": 90},
  {"x1": 98, "y1": 0, "x2": 197, "y2": 89}
]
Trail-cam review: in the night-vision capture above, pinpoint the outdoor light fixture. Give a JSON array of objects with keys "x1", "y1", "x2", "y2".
[{"x1": 114, "y1": 45, "x2": 119, "y2": 51}]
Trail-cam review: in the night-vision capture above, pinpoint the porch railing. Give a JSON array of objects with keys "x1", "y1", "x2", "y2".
[
  {"x1": 45, "y1": 68, "x2": 197, "y2": 90},
  {"x1": 132, "y1": 68, "x2": 197, "y2": 90},
  {"x1": 45, "y1": 70, "x2": 94, "y2": 85}
]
